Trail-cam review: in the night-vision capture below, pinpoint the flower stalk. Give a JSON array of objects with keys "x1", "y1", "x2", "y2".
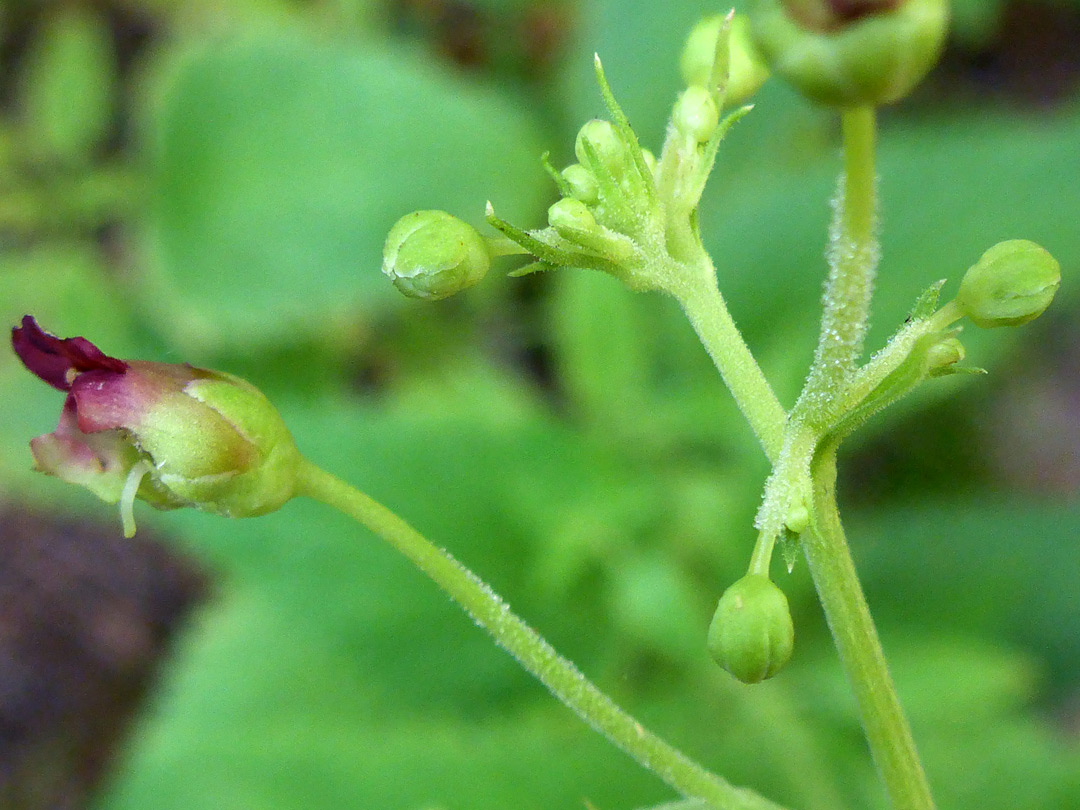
[{"x1": 294, "y1": 458, "x2": 789, "y2": 810}]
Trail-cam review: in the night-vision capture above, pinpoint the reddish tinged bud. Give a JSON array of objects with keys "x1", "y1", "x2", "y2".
[{"x1": 11, "y1": 316, "x2": 301, "y2": 536}]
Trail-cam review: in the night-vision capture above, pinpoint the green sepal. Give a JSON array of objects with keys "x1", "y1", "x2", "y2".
[
  {"x1": 486, "y1": 204, "x2": 627, "y2": 277},
  {"x1": 592, "y1": 54, "x2": 657, "y2": 205},
  {"x1": 908, "y1": 279, "x2": 947, "y2": 321},
  {"x1": 778, "y1": 526, "x2": 801, "y2": 573},
  {"x1": 826, "y1": 328, "x2": 957, "y2": 441},
  {"x1": 709, "y1": 11, "x2": 734, "y2": 102},
  {"x1": 576, "y1": 133, "x2": 636, "y2": 225},
  {"x1": 932, "y1": 364, "x2": 986, "y2": 378},
  {"x1": 507, "y1": 261, "x2": 555, "y2": 278},
  {"x1": 684, "y1": 104, "x2": 754, "y2": 211},
  {"x1": 540, "y1": 151, "x2": 574, "y2": 198}
]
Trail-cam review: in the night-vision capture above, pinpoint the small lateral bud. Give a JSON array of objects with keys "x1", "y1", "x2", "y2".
[
  {"x1": 673, "y1": 86, "x2": 720, "y2": 143},
  {"x1": 708, "y1": 574, "x2": 794, "y2": 684},
  {"x1": 548, "y1": 198, "x2": 598, "y2": 239},
  {"x1": 957, "y1": 240, "x2": 1061, "y2": 329},
  {"x1": 926, "y1": 336, "x2": 965, "y2": 376},
  {"x1": 561, "y1": 163, "x2": 600, "y2": 204},
  {"x1": 383, "y1": 210, "x2": 491, "y2": 301},
  {"x1": 784, "y1": 502, "x2": 810, "y2": 534},
  {"x1": 574, "y1": 119, "x2": 628, "y2": 177}
]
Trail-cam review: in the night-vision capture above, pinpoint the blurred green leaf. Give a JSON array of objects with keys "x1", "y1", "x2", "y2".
[
  {"x1": 21, "y1": 6, "x2": 116, "y2": 165},
  {"x1": 850, "y1": 497, "x2": 1080, "y2": 677},
  {"x1": 555, "y1": 1, "x2": 752, "y2": 149},
  {"x1": 140, "y1": 31, "x2": 550, "y2": 352},
  {"x1": 550, "y1": 270, "x2": 648, "y2": 427},
  {"x1": 949, "y1": 0, "x2": 1009, "y2": 47}
]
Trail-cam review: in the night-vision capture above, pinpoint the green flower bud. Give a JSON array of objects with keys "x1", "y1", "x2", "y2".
[
  {"x1": 548, "y1": 198, "x2": 598, "y2": 239},
  {"x1": 708, "y1": 574, "x2": 794, "y2": 684},
  {"x1": 383, "y1": 210, "x2": 491, "y2": 301},
  {"x1": 673, "y1": 86, "x2": 720, "y2": 143},
  {"x1": 561, "y1": 163, "x2": 600, "y2": 204},
  {"x1": 784, "y1": 502, "x2": 810, "y2": 534},
  {"x1": 957, "y1": 240, "x2": 1061, "y2": 329},
  {"x1": 574, "y1": 119, "x2": 628, "y2": 178},
  {"x1": 748, "y1": 0, "x2": 948, "y2": 107},
  {"x1": 681, "y1": 14, "x2": 771, "y2": 104},
  {"x1": 926, "y1": 335, "x2": 965, "y2": 376}
]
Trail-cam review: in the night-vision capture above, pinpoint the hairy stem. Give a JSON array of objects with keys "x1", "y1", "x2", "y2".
[
  {"x1": 676, "y1": 273, "x2": 787, "y2": 463},
  {"x1": 805, "y1": 446, "x2": 936, "y2": 810},
  {"x1": 295, "y1": 458, "x2": 788, "y2": 810},
  {"x1": 799, "y1": 106, "x2": 879, "y2": 410}
]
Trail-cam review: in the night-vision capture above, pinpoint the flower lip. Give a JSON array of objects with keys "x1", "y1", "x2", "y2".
[{"x1": 11, "y1": 315, "x2": 128, "y2": 392}]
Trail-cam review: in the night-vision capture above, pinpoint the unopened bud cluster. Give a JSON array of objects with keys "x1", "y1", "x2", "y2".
[{"x1": 380, "y1": 14, "x2": 776, "y2": 301}]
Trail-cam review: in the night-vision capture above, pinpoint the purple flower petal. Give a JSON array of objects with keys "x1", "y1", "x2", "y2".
[
  {"x1": 11, "y1": 315, "x2": 128, "y2": 391},
  {"x1": 69, "y1": 362, "x2": 193, "y2": 433}
]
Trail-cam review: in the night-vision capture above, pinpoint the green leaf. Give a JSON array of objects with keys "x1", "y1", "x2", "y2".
[
  {"x1": 949, "y1": 0, "x2": 1009, "y2": 47},
  {"x1": 549, "y1": 270, "x2": 648, "y2": 427},
  {"x1": 21, "y1": 6, "x2": 116, "y2": 165},
  {"x1": 850, "y1": 498, "x2": 1080, "y2": 678},
  {"x1": 140, "y1": 31, "x2": 549, "y2": 352}
]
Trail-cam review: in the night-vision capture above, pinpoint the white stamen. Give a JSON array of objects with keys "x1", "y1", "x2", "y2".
[{"x1": 119, "y1": 460, "x2": 152, "y2": 538}]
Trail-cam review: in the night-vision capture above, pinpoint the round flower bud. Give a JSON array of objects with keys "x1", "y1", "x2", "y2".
[
  {"x1": 574, "y1": 119, "x2": 628, "y2": 178},
  {"x1": 926, "y1": 336, "x2": 965, "y2": 376},
  {"x1": 561, "y1": 163, "x2": 600, "y2": 204},
  {"x1": 748, "y1": 0, "x2": 948, "y2": 108},
  {"x1": 383, "y1": 210, "x2": 491, "y2": 301},
  {"x1": 957, "y1": 240, "x2": 1061, "y2": 329},
  {"x1": 681, "y1": 14, "x2": 771, "y2": 104},
  {"x1": 708, "y1": 574, "x2": 794, "y2": 684},
  {"x1": 548, "y1": 198, "x2": 598, "y2": 240},
  {"x1": 673, "y1": 86, "x2": 720, "y2": 143}
]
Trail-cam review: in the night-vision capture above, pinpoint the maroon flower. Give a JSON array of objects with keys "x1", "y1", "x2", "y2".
[{"x1": 11, "y1": 316, "x2": 300, "y2": 536}]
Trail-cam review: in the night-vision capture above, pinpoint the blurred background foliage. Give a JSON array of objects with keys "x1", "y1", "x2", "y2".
[{"x1": 0, "y1": 0, "x2": 1079, "y2": 808}]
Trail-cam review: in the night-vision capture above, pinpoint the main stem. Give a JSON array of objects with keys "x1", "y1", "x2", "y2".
[
  {"x1": 805, "y1": 447, "x2": 935, "y2": 810},
  {"x1": 779, "y1": 106, "x2": 934, "y2": 809},
  {"x1": 294, "y1": 458, "x2": 788, "y2": 810},
  {"x1": 799, "y1": 106, "x2": 878, "y2": 411},
  {"x1": 677, "y1": 274, "x2": 787, "y2": 463}
]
